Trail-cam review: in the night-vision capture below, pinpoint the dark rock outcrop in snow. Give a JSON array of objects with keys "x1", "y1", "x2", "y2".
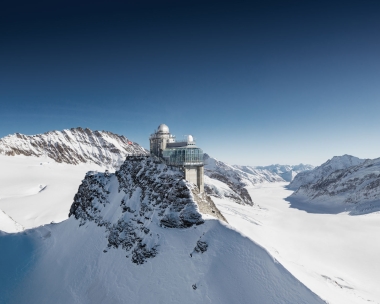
[
  {"x1": 0, "y1": 127, "x2": 147, "y2": 168},
  {"x1": 69, "y1": 155, "x2": 224, "y2": 264}
]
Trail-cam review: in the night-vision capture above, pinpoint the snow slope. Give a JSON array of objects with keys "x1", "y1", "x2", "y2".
[
  {"x1": 0, "y1": 155, "x2": 105, "y2": 231},
  {"x1": 0, "y1": 209, "x2": 23, "y2": 233},
  {"x1": 0, "y1": 157, "x2": 323, "y2": 304},
  {"x1": 211, "y1": 181, "x2": 380, "y2": 304},
  {"x1": 289, "y1": 155, "x2": 365, "y2": 190},
  {"x1": 288, "y1": 157, "x2": 380, "y2": 214},
  {"x1": 0, "y1": 127, "x2": 147, "y2": 168}
]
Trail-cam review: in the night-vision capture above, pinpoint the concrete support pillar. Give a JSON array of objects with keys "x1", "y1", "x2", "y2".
[
  {"x1": 184, "y1": 166, "x2": 204, "y2": 193},
  {"x1": 197, "y1": 166, "x2": 204, "y2": 193}
]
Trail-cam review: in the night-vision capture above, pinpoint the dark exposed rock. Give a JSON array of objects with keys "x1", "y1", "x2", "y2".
[
  {"x1": 194, "y1": 240, "x2": 208, "y2": 254},
  {"x1": 69, "y1": 156, "x2": 210, "y2": 264}
]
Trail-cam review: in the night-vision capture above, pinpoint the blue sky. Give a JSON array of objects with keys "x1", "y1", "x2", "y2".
[{"x1": 1, "y1": 0, "x2": 379, "y2": 166}]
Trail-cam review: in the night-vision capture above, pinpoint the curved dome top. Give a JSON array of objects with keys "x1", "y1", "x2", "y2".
[
  {"x1": 157, "y1": 124, "x2": 169, "y2": 133},
  {"x1": 187, "y1": 135, "x2": 194, "y2": 142}
]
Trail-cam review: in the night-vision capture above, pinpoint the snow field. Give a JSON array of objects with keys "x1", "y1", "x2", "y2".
[
  {"x1": 0, "y1": 218, "x2": 322, "y2": 304},
  {"x1": 210, "y1": 181, "x2": 380, "y2": 304},
  {"x1": 0, "y1": 155, "x2": 106, "y2": 231}
]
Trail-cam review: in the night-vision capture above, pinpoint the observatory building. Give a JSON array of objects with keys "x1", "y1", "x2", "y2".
[{"x1": 149, "y1": 124, "x2": 204, "y2": 192}]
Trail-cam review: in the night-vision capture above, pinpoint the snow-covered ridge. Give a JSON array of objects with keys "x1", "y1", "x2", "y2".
[
  {"x1": 288, "y1": 157, "x2": 380, "y2": 214},
  {"x1": 288, "y1": 154, "x2": 366, "y2": 190},
  {"x1": 204, "y1": 154, "x2": 283, "y2": 205},
  {"x1": 69, "y1": 155, "x2": 224, "y2": 264},
  {"x1": 0, "y1": 127, "x2": 147, "y2": 168}
]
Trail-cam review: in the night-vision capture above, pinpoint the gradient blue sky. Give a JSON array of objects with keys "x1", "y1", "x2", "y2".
[{"x1": 1, "y1": 0, "x2": 379, "y2": 166}]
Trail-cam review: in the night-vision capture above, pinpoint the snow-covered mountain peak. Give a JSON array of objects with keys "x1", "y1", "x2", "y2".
[
  {"x1": 288, "y1": 154, "x2": 366, "y2": 190},
  {"x1": 323, "y1": 154, "x2": 364, "y2": 168},
  {"x1": 288, "y1": 156, "x2": 380, "y2": 214},
  {"x1": 69, "y1": 155, "x2": 225, "y2": 264},
  {"x1": 0, "y1": 127, "x2": 147, "y2": 168}
]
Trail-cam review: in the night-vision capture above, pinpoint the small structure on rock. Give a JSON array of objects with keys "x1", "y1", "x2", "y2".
[{"x1": 149, "y1": 124, "x2": 204, "y2": 192}]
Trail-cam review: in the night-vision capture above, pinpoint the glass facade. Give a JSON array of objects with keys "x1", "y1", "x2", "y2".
[{"x1": 162, "y1": 147, "x2": 204, "y2": 166}]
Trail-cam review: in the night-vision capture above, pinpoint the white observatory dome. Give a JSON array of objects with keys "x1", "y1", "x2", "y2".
[
  {"x1": 157, "y1": 124, "x2": 169, "y2": 133},
  {"x1": 187, "y1": 135, "x2": 194, "y2": 142}
]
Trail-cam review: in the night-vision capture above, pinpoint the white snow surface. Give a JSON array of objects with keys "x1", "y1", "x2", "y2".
[
  {"x1": 0, "y1": 158, "x2": 323, "y2": 304},
  {"x1": 0, "y1": 155, "x2": 105, "y2": 231},
  {"x1": 0, "y1": 127, "x2": 147, "y2": 168},
  {"x1": 0, "y1": 209, "x2": 23, "y2": 233},
  {"x1": 208, "y1": 179, "x2": 380, "y2": 304},
  {"x1": 289, "y1": 154, "x2": 366, "y2": 190}
]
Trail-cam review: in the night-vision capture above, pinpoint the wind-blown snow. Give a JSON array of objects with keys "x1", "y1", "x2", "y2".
[{"x1": 0, "y1": 157, "x2": 323, "y2": 304}]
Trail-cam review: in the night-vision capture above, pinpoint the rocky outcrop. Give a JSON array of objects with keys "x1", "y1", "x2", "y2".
[
  {"x1": 0, "y1": 127, "x2": 147, "y2": 168},
  {"x1": 69, "y1": 155, "x2": 224, "y2": 264}
]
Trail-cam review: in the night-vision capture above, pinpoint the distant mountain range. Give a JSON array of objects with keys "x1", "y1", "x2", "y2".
[
  {"x1": 0, "y1": 127, "x2": 147, "y2": 168},
  {"x1": 0, "y1": 128, "x2": 314, "y2": 208},
  {"x1": 204, "y1": 154, "x2": 313, "y2": 205},
  {"x1": 236, "y1": 164, "x2": 314, "y2": 182},
  {"x1": 288, "y1": 155, "x2": 380, "y2": 214}
]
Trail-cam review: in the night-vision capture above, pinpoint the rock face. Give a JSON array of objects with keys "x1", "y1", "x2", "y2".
[
  {"x1": 204, "y1": 154, "x2": 283, "y2": 205},
  {"x1": 0, "y1": 127, "x2": 147, "y2": 168},
  {"x1": 69, "y1": 155, "x2": 223, "y2": 264},
  {"x1": 288, "y1": 157, "x2": 380, "y2": 214},
  {"x1": 249, "y1": 164, "x2": 314, "y2": 182},
  {"x1": 288, "y1": 155, "x2": 365, "y2": 190}
]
